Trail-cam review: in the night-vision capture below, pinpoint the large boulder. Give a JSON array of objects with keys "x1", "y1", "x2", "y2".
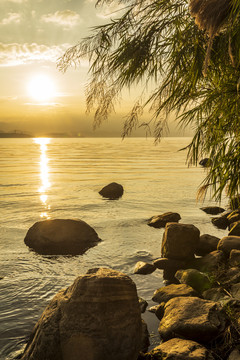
[
  {"x1": 152, "y1": 283, "x2": 198, "y2": 304},
  {"x1": 158, "y1": 297, "x2": 226, "y2": 343},
  {"x1": 217, "y1": 236, "x2": 240, "y2": 256},
  {"x1": 24, "y1": 219, "x2": 101, "y2": 255},
  {"x1": 195, "y1": 234, "x2": 220, "y2": 256},
  {"x1": 99, "y1": 182, "x2": 124, "y2": 199},
  {"x1": 146, "y1": 338, "x2": 214, "y2": 360},
  {"x1": 147, "y1": 212, "x2": 181, "y2": 228},
  {"x1": 200, "y1": 206, "x2": 225, "y2": 215},
  {"x1": 20, "y1": 268, "x2": 142, "y2": 360},
  {"x1": 161, "y1": 223, "x2": 200, "y2": 260}
]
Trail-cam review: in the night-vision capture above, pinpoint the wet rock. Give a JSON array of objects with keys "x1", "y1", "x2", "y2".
[
  {"x1": 229, "y1": 249, "x2": 240, "y2": 266},
  {"x1": 158, "y1": 297, "x2": 226, "y2": 342},
  {"x1": 195, "y1": 234, "x2": 220, "y2": 256},
  {"x1": 202, "y1": 288, "x2": 230, "y2": 302},
  {"x1": 99, "y1": 182, "x2": 123, "y2": 199},
  {"x1": 139, "y1": 297, "x2": 148, "y2": 313},
  {"x1": 201, "y1": 206, "x2": 225, "y2": 215},
  {"x1": 218, "y1": 236, "x2": 240, "y2": 256},
  {"x1": 21, "y1": 268, "x2": 142, "y2": 360},
  {"x1": 141, "y1": 320, "x2": 150, "y2": 353},
  {"x1": 152, "y1": 283, "x2": 198, "y2": 304},
  {"x1": 175, "y1": 269, "x2": 212, "y2": 294},
  {"x1": 134, "y1": 261, "x2": 156, "y2": 275},
  {"x1": 190, "y1": 250, "x2": 226, "y2": 273},
  {"x1": 147, "y1": 338, "x2": 214, "y2": 360},
  {"x1": 228, "y1": 221, "x2": 240, "y2": 236},
  {"x1": 161, "y1": 223, "x2": 200, "y2": 260},
  {"x1": 199, "y1": 158, "x2": 212, "y2": 167},
  {"x1": 227, "y1": 210, "x2": 240, "y2": 225},
  {"x1": 153, "y1": 257, "x2": 186, "y2": 271},
  {"x1": 147, "y1": 212, "x2": 181, "y2": 228},
  {"x1": 211, "y1": 216, "x2": 229, "y2": 230},
  {"x1": 24, "y1": 219, "x2": 101, "y2": 255},
  {"x1": 149, "y1": 303, "x2": 165, "y2": 321}
]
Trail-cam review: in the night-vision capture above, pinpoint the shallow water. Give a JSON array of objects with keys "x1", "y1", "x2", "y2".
[{"x1": 0, "y1": 137, "x2": 228, "y2": 359}]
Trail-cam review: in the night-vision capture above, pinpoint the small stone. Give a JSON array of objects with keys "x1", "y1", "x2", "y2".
[
  {"x1": 211, "y1": 216, "x2": 229, "y2": 230},
  {"x1": 99, "y1": 182, "x2": 124, "y2": 199},
  {"x1": 175, "y1": 269, "x2": 212, "y2": 294},
  {"x1": 147, "y1": 212, "x2": 181, "y2": 228},
  {"x1": 134, "y1": 261, "x2": 156, "y2": 275},
  {"x1": 138, "y1": 297, "x2": 148, "y2": 313},
  {"x1": 152, "y1": 283, "x2": 198, "y2": 304},
  {"x1": 201, "y1": 206, "x2": 225, "y2": 215}
]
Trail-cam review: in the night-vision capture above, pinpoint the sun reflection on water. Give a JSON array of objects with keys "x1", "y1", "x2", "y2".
[{"x1": 34, "y1": 138, "x2": 51, "y2": 219}]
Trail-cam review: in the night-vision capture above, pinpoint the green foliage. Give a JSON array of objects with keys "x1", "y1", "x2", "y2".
[{"x1": 58, "y1": 0, "x2": 240, "y2": 201}]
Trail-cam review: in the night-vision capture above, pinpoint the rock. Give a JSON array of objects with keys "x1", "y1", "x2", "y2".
[
  {"x1": 139, "y1": 297, "x2": 148, "y2": 313},
  {"x1": 147, "y1": 212, "x2": 181, "y2": 228},
  {"x1": 202, "y1": 288, "x2": 230, "y2": 302},
  {"x1": 141, "y1": 320, "x2": 150, "y2": 353},
  {"x1": 147, "y1": 338, "x2": 214, "y2": 360},
  {"x1": 158, "y1": 297, "x2": 226, "y2": 343},
  {"x1": 199, "y1": 158, "x2": 211, "y2": 167},
  {"x1": 99, "y1": 182, "x2": 124, "y2": 199},
  {"x1": 195, "y1": 234, "x2": 220, "y2": 256},
  {"x1": 175, "y1": 269, "x2": 212, "y2": 294},
  {"x1": 21, "y1": 268, "x2": 142, "y2": 360},
  {"x1": 227, "y1": 210, "x2": 240, "y2": 225},
  {"x1": 228, "y1": 221, "x2": 240, "y2": 236},
  {"x1": 134, "y1": 261, "x2": 156, "y2": 275},
  {"x1": 152, "y1": 283, "x2": 198, "y2": 304},
  {"x1": 218, "y1": 236, "x2": 240, "y2": 255},
  {"x1": 211, "y1": 216, "x2": 229, "y2": 230},
  {"x1": 150, "y1": 303, "x2": 165, "y2": 321},
  {"x1": 229, "y1": 249, "x2": 240, "y2": 266},
  {"x1": 161, "y1": 223, "x2": 200, "y2": 260},
  {"x1": 200, "y1": 206, "x2": 225, "y2": 215},
  {"x1": 190, "y1": 250, "x2": 226, "y2": 273},
  {"x1": 228, "y1": 349, "x2": 240, "y2": 360},
  {"x1": 153, "y1": 257, "x2": 186, "y2": 271},
  {"x1": 221, "y1": 267, "x2": 240, "y2": 287},
  {"x1": 24, "y1": 219, "x2": 101, "y2": 255}
]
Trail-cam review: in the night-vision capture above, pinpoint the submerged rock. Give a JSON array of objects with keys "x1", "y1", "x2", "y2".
[
  {"x1": 20, "y1": 268, "x2": 142, "y2": 360},
  {"x1": 99, "y1": 182, "x2": 124, "y2": 199},
  {"x1": 161, "y1": 223, "x2": 200, "y2": 260},
  {"x1": 152, "y1": 283, "x2": 198, "y2": 304},
  {"x1": 158, "y1": 297, "x2": 226, "y2": 343},
  {"x1": 147, "y1": 212, "x2": 181, "y2": 228},
  {"x1": 201, "y1": 206, "x2": 225, "y2": 215},
  {"x1": 24, "y1": 219, "x2": 101, "y2": 255}
]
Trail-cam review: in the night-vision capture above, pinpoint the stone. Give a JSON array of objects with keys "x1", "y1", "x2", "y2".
[
  {"x1": 228, "y1": 221, "x2": 240, "y2": 236},
  {"x1": 139, "y1": 297, "x2": 148, "y2": 313},
  {"x1": 218, "y1": 236, "x2": 240, "y2": 255},
  {"x1": 152, "y1": 283, "x2": 198, "y2": 304},
  {"x1": 99, "y1": 182, "x2": 123, "y2": 199},
  {"x1": 211, "y1": 216, "x2": 229, "y2": 230},
  {"x1": 147, "y1": 338, "x2": 214, "y2": 360},
  {"x1": 153, "y1": 257, "x2": 186, "y2": 271},
  {"x1": 202, "y1": 288, "x2": 230, "y2": 302},
  {"x1": 199, "y1": 158, "x2": 212, "y2": 167},
  {"x1": 229, "y1": 249, "x2": 240, "y2": 266},
  {"x1": 227, "y1": 210, "x2": 240, "y2": 225},
  {"x1": 147, "y1": 212, "x2": 181, "y2": 228},
  {"x1": 24, "y1": 219, "x2": 101, "y2": 255},
  {"x1": 134, "y1": 261, "x2": 156, "y2": 275},
  {"x1": 190, "y1": 250, "x2": 226, "y2": 273},
  {"x1": 195, "y1": 234, "x2": 220, "y2": 256},
  {"x1": 200, "y1": 206, "x2": 225, "y2": 215},
  {"x1": 175, "y1": 269, "x2": 212, "y2": 294},
  {"x1": 161, "y1": 223, "x2": 200, "y2": 260},
  {"x1": 158, "y1": 297, "x2": 226, "y2": 342},
  {"x1": 21, "y1": 268, "x2": 142, "y2": 360},
  {"x1": 228, "y1": 349, "x2": 240, "y2": 360}
]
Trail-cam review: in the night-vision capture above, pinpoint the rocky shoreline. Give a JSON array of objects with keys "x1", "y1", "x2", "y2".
[{"x1": 18, "y1": 194, "x2": 240, "y2": 359}]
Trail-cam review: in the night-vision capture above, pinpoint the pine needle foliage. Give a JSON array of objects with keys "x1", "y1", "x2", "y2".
[{"x1": 58, "y1": 0, "x2": 240, "y2": 202}]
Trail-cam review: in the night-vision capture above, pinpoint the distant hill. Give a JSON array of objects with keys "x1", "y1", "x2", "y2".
[{"x1": 0, "y1": 131, "x2": 32, "y2": 138}]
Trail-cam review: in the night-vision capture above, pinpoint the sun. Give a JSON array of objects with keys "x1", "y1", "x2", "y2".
[{"x1": 27, "y1": 74, "x2": 56, "y2": 102}]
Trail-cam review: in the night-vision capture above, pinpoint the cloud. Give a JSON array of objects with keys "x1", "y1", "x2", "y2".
[
  {"x1": 41, "y1": 10, "x2": 80, "y2": 28},
  {"x1": 0, "y1": 12, "x2": 21, "y2": 25},
  {"x1": 0, "y1": 42, "x2": 70, "y2": 66}
]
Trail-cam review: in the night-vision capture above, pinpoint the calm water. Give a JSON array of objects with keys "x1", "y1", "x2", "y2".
[{"x1": 0, "y1": 137, "x2": 228, "y2": 359}]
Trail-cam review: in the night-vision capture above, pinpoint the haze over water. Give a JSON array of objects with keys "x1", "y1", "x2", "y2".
[{"x1": 0, "y1": 137, "x2": 228, "y2": 359}]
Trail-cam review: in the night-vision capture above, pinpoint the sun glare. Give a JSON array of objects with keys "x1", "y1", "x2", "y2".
[{"x1": 27, "y1": 74, "x2": 56, "y2": 103}]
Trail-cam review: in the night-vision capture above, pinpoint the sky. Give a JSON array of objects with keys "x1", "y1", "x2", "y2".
[{"x1": 0, "y1": 0, "x2": 191, "y2": 137}]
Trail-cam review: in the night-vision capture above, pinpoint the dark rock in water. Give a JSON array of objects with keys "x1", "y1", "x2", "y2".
[
  {"x1": 228, "y1": 221, "x2": 240, "y2": 236},
  {"x1": 158, "y1": 297, "x2": 226, "y2": 343},
  {"x1": 148, "y1": 303, "x2": 165, "y2": 320},
  {"x1": 227, "y1": 210, "x2": 240, "y2": 225},
  {"x1": 20, "y1": 268, "x2": 142, "y2": 360},
  {"x1": 24, "y1": 219, "x2": 101, "y2": 255},
  {"x1": 195, "y1": 234, "x2": 220, "y2": 256},
  {"x1": 175, "y1": 269, "x2": 212, "y2": 294},
  {"x1": 200, "y1": 206, "x2": 225, "y2": 215},
  {"x1": 229, "y1": 249, "x2": 240, "y2": 267},
  {"x1": 134, "y1": 261, "x2": 156, "y2": 275},
  {"x1": 218, "y1": 236, "x2": 240, "y2": 256},
  {"x1": 152, "y1": 283, "x2": 198, "y2": 304},
  {"x1": 153, "y1": 258, "x2": 187, "y2": 275},
  {"x1": 161, "y1": 223, "x2": 200, "y2": 260},
  {"x1": 146, "y1": 338, "x2": 214, "y2": 360},
  {"x1": 138, "y1": 297, "x2": 148, "y2": 313},
  {"x1": 147, "y1": 212, "x2": 181, "y2": 228},
  {"x1": 199, "y1": 158, "x2": 212, "y2": 167},
  {"x1": 211, "y1": 215, "x2": 229, "y2": 230},
  {"x1": 99, "y1": 182, "x2": 124, "y2": 199}
]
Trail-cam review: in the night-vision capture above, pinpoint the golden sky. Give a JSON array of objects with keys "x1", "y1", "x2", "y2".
[{"x1": 0, "y1": 0, "x2": 191, "y2": 137}]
